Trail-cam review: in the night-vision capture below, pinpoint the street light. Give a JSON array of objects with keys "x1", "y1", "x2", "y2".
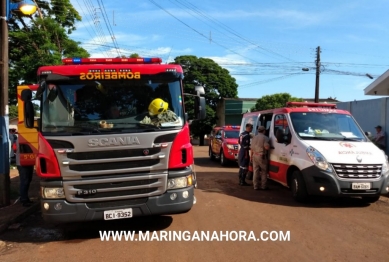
[
  {"x1": 0, "y1": 0, "x2": 37, "y2": 206},
  {"x1": 7, "y1": 1, "x2": 37, "y2": 17},
  {"x1": 301, "y1": 67, "x2": 374, "y2": 103}
]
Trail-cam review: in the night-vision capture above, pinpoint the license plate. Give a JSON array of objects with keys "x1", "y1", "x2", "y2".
[
  {"x1": 352, "y1": 183, "x2": 371, "y2": 190},
  {"x1": 104, "y1": 208, "x2": 133, "y2": 220}
]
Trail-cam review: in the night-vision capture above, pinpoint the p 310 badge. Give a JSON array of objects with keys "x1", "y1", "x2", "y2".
[{"x1": 76, "y1": 189, "x2": 97, "y2": 196}]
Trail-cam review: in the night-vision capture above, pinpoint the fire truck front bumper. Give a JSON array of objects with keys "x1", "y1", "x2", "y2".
[{"x1": 40, "y1": 186, "x2": 195, "y2": 224}]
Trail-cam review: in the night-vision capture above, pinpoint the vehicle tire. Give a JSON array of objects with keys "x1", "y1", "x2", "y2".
[
  {"x1": 362, "y1": 195, "x2": 380, "y2": 203},
  {"x1": 220, "y1": 150, "x2": 228, "y2": 166},
  {"x1": 209, "y1": 146, "x2": 215, "y2": 160},
  {"x1": 291, "y1": 170, "x2": 309, "y2": 202}
]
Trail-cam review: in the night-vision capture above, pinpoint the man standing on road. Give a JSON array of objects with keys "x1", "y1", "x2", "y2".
[
  {"x1": 238, "y1": 123, "x2": 253, "y2": 186},
  {"x1": 251, "y1": 126, "x2": 270, "y2": 190},
  {"x1": 15, "y1": 137, "x2": 34, "y2": 207},
  {"x1": 374, "y1": 125, "x2": 386, "y2": 151}
]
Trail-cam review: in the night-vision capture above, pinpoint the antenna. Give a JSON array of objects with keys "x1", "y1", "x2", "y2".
[
  {"x1": 166, "y1": 46, "x2": 173, "y2": 64},
  {"x1": 113, "y1": 10, "x2": 116, "y2": 26}
]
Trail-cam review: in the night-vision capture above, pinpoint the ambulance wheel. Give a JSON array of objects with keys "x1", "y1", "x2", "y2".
[
  {"x1": 291, "y1": 170, "x2": 308, "y2": 202},
  {"x1": 220, "y1": 150, "x2": 228, "y2": 166},
  {"x1": 209, "y1": 146, "x2": 215, "y2": 160},
  {"x1": 362, "y1": 196, "x2": 380, "y2": 203}
]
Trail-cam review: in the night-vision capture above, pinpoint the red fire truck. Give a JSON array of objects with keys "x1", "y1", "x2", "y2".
[
  {"x1": 20, "y1": 57, "x2": 206, "y2": 223},
  {"x1": 209, "y1": 125, "x2": 240, "y2": 166}
]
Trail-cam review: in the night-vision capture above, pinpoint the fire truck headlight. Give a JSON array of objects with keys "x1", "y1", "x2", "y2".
[
  {"x1": 167, "y1": 175, "x2": 194, "y2": 189},
  {"x1": 41, "y1": 187, "x2": 65, "y2": 199},
  {"x1": 226, "y1": 144, "x2": 234, "y2": 150}
]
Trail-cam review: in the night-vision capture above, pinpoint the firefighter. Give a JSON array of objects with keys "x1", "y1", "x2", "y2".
[
  {"x1": 238, "y1": 123, "x2": 253, "y2": 186},
  {"x1": 251, "y1": 126, "x2": 270, "y2": 190}
]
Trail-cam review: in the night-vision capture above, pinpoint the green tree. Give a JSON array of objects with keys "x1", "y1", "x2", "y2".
[
  {"x1": 9, "y1": 105, "x2": 18, "y2": 119},
  {"x1": 117, "y1": 53, "x2": 139, "y2": 58},
  {"x1": 251, "y1": 93, "x2": 304, "y2": 111},
  {"x1": 172, "y1": 55, "x2": 238, "y2": 145},
  {"x1": 8, "y1": 0, "x2": 90, "y2": 105}
]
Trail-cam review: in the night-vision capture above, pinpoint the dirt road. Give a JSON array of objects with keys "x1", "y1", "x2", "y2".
[{"x1": 1, "y1": 146, "x2": 389, "y2": 262}]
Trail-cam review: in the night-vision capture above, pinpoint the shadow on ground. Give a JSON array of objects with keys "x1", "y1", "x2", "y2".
[
  {"x1": 195, "y1": 168, "x2": 382, "y2": 209},
  {"x1": 193, "y1": 146, "x2": 388, "y2": 209},
  {"x1": 0, "y1": 212, "x2": 174, "y2": 243}
]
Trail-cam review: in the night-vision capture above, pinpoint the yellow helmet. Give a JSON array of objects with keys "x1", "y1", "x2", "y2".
[{"x1": 148, "y1": 98, "x2": 168, "y2": 116}]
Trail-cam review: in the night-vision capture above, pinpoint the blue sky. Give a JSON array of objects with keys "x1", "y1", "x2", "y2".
[{"x1": 69, "y1": 0, "x2": 389, "y2": 102}]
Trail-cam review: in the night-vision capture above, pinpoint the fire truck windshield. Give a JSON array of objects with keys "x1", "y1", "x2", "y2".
[{"x1": 41, "y1": 78, "x2": 184, "y2": 134}]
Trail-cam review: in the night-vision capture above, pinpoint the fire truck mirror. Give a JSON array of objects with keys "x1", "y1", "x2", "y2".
[
  {"x1": 24, "y1": 100, "x2": 35, "y2": 128},
  {"x1": 195, "y1": 85, "x2": 205, "y2": 96},
  {"x1": 35, "y1": 81, "x2": 47, "y2": 98},
  {"x1": 194, "y1": 96, "x2": 206, "y2": 120},
  {"x1": 21, "y1": 89, "x2": 33, "y2": 102},
  {"x1": 37, "y1": 118, "x2": 42, "y2": 130}
]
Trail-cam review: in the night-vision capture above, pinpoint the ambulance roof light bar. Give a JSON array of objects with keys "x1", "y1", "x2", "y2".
[
  {"x1": 286, "y1": 102, "x2": 337, "y2": 109},
  {"x1": 223, "y1": 125, "x2": 240, "y2": 129},
  {"x1": 62, "y1": 57, "x2": 162, "y2": 65}
]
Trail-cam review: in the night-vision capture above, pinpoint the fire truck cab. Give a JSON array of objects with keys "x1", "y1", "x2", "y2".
[
  {"x1": 20, "y1": 57, "x2": 206, "y2": 223},
  {"x1": 240, "y1": 102, "x2": 389, "y2": 203},
  {"x1": 209, "y1": 125, "x2": 240, "y2": 166}
]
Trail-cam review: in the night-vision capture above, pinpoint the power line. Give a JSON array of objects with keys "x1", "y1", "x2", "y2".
[
  {"x1": 97, "y1": 0, "x2": 121, "y2": 56},
  {"x1": 147, "y1": 0, "x2": 260, "y2": 64},
  {"x1": 169, "y1": 0, "x2": 296, "y2": 62},
  {"x1": 239, "y1": 73, "x2": 304, "y2": 89}
]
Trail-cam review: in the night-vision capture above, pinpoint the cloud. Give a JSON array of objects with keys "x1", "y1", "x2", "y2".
[
  {"x1": 345, "y1": 34, "x2": 377, "y2": 43},
  {"x1": 354, "y1": 81, "x2": 371, "y2": 90}
]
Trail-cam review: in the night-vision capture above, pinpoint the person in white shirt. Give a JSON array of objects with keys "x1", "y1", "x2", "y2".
[{"x1": 374, "y1": 125, "x2": 386, "y2": 150}]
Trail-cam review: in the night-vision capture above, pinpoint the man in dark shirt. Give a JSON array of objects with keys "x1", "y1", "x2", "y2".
[{"x1": 238, "y1": 123, "x2": 253, "y2": 186}]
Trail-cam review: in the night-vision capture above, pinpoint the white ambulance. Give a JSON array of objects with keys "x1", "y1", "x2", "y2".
[{"x1": 240, "y1": 102, "x2": 389, "y2": 203}]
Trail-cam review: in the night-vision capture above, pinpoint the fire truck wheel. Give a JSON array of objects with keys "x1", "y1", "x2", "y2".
[
  {"x1": 220, "y1": 149, "x2": 228, "y2": 166},
  {"x1": 209, "y1": 146, "x2": 215, "y2": 160},
  {"x1": 361, "y1": 196, "x2": 380, "y2": 203},
  {"x1": 291, "y1": 170, "x2": 308, "y2": 202}
]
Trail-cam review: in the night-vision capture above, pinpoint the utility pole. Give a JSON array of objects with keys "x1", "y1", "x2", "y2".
[
  {"x1": 0, "y1": 0, "x2": 11, "y2": 207},
  {"x1": 314, "y1": 46, "x2": 321, "y2": 103}
]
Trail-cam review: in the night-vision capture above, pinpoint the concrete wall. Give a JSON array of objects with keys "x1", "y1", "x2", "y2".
[{"x1": 337, "y1": 97, "x2": 388, "y2": 154}]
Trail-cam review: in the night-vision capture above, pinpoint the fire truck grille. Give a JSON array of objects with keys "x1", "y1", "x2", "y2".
[
  {"x1": 75, "y1": 188, "x2": 159, "y2": 199},
  {"x1": 69, "y1": 159, "x2": 160, "y2": 172},
  {"x1": 75, "y1": 179, "x2": 158, "y2": 189},
  {"x1": 63, "y1": 173, "x2": 167, "y2": 203},
  {"x1": 331, "y1": 163, "x2": 382, "y2": 179},
  {"x1": 67, "y1": 148, "x2": 160, "y2": 160},
  {"x1": 86, "y1": 198, "x2": 148, "y2": 209}
]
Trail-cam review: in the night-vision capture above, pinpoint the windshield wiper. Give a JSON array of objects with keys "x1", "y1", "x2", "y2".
[
  {"x1": 137, "y1": 123, "x2": 161, "y2": 129},
  {"x1": 301, "y1": 136, "x2": 338, "y2": 141},
  {"x1": 75, "y1": 125, "x2": 101, "y2": 133},
  {"x1": 342, "y1": 137, "x2": 362, "y2": 141}
]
